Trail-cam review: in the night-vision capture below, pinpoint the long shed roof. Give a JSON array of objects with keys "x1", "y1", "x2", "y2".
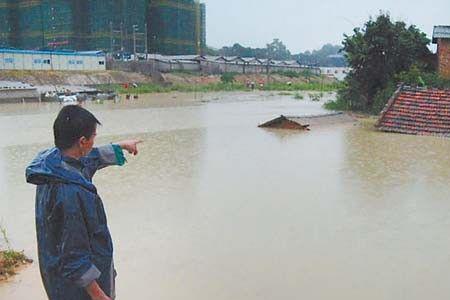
[
  {"x1": 433, "y1": 25, "x2": 450, "y2": 43},
  {"x1": 0, "y1": 49, "x2": 105, "y2": 57}
]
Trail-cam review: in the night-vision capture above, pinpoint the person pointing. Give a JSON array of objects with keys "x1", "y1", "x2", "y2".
[{"x1": 26, "y1": 105, "x2": 141, "y2": 300}]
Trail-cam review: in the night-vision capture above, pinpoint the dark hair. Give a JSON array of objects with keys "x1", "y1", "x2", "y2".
[{"x1": 53, "y1": 105, "x2": 101, "y2": 150}]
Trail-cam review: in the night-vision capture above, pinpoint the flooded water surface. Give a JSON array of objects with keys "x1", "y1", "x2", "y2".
[{"x1": 1, "y1": 91, "x2": 450, "y2": 299}]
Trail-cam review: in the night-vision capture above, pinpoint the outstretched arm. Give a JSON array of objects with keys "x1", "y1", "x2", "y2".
[{"x1": 82, "y1": 139, "x2": 142, "y2": 179}]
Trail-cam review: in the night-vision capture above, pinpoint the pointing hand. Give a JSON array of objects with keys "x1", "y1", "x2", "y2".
[{"x1": 117, "y1": 139, "x2": 143, "y2": 156}]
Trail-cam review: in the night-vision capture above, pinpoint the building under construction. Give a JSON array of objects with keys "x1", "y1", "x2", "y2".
[{"x1": 0, "y1": 0, "x2": 206, "y2": 55}]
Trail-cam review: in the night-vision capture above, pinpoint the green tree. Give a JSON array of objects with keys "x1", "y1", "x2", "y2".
[
  {"x1": 294, "y1": 44, "x2": 346, "y2": 66},
  {"x1": 339, "y1": 13, "x2": 432, "y2": 112},
  {"x1": 266, "y1": 38, "x2": 291, "y2": 60}
]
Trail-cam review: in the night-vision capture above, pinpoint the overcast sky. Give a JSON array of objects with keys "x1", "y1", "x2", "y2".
[{"x1": 203, "y1": 0, "x2": 449, "y2": 53}]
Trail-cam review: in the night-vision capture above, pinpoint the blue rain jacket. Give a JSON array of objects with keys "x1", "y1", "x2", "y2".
[{"x1": 26, "y1": 145, "x2": 125, "y2": 300}]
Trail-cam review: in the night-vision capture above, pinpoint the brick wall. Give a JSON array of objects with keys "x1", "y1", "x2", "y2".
[{"x1": 438, "y1": 39, "x2": 450, "y2": 79}]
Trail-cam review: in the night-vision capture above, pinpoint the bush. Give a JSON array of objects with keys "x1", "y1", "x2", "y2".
[
  {"x1": 371, "y1": 82, "x2": 397, "y2": 114},
  {"x1": 396, "y1": 66, "x2": 450, "y2": 89},
  {"x1": 323, "y1": 98, "x2": 351, "y2": 111},
  {"x1": 220, "y1": 72, "x2": 237, "y2": 83},
  {"x1": 308, "y1": 93, "x2": 323, "y2": 102},
  {"x1": 293, "y1": 92, "x2": 304, "y2": 100},
  {"x1": 371, "y1": 67, "x2": 450, "y2": 114},
  {"x1": 271, "y1": 70, "x2": 300, "y2": 78}
]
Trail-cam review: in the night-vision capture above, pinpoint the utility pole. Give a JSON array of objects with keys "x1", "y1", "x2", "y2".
[
  {"x1": 120, "y1": 22, "x2": 124, "y2": 52},
  {"x1": 110, "y1": 21, "x2": 113, "y2": 54},
  {"x1": 144, "y1": 22, "x2": 148, "y2": 59},
  {"x1": 133, "y1": 24, "x2": 138, "y2": 60}
]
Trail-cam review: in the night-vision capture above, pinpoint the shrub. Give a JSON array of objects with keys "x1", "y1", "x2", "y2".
[
  {"x1": 220, "y1": 72, "x2": 237, "y2": 83},
  {"x1": 293, "y1": 92, "x2": 304, "y2": 100}
]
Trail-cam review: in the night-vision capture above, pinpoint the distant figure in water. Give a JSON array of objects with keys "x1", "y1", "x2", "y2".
[{"x1": 26, "y1": 105, "x2": 142, "y2": 300}]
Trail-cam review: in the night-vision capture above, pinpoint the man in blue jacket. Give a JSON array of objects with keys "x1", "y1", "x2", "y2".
[{"x1": 26, "y1": 105, "x2": 141, "y2": 300}]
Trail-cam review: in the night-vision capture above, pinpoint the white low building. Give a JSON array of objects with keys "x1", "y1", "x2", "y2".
[{"x1": 0, "y1": 49, "x2": 106, "y2": 71}]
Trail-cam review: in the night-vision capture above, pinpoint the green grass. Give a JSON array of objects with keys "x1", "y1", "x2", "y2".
[
  {"x1": 0, "y1": 250, "x2": 31, "y2": 279},
  {"x1": 270, "y1": 70, "x2": 316, "y2": 78},
  {"x1": 0, "y1": 225, "x2": 32, "y2": 280},
  {"x1": 262, "y1": 82, "x2": 343, "y2": 92},
  {"x1": 98, "y1": 81, "x2": 342, "y2": 95},
  {"x1": 323, "y1": 98, "x2": 351, "y2": 111},
  {"x1": 97, "y1": 82, "x2": 249, "y2": 94}
]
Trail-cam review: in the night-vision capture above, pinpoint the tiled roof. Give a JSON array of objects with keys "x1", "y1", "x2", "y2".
[
  {"x1": 376, "y1": 87, "x2": 450, "y2": 137},
  {"x1": 432, "y1": 25, "x2": 450, "y2": 43}
]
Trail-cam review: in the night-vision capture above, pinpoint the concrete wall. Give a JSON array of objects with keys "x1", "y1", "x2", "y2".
[
  {"x1": 0, "y1": 52, "x2": 106, "y2": 71},
  {"x1": 438, "y1": 39, "x2": 450, "y2": 79}
]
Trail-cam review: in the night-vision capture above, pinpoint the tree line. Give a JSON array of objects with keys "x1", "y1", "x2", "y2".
[
  {"x1": 205, "y1": 39, "x2": 347, "y2": 67},
  {"x1": 326, "y1": 13, "x2": 450, "y2": 114}
]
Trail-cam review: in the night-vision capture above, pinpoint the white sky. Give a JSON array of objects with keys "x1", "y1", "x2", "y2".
[{"x1": 203, "y1": 0, "x2": 449, "y2": 53}]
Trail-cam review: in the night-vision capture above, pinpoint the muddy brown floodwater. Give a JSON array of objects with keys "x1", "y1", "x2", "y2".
[{"x1": 1, "y1": 91, "x2": 450, "y2": 300}]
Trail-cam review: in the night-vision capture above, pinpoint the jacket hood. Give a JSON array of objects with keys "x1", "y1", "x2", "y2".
[{"x1": 26, "y1": 148, "x2": 96, "y2": 192}]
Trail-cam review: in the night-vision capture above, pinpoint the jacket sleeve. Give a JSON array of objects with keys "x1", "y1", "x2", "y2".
[
  {"x1": 58, "y1": 186, "x2": 101, "y2": 288},
  {"x1": 82, "y1": 144, "x2": 125, "y2": 179}
]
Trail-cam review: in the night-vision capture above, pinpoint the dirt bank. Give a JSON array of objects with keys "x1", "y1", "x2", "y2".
[
  {"x1": 0, "y1": 70, "x2": 336, "y2": 87},
  {"x1": 0, "y1": 70, "x2": 153, "y2": 86}
]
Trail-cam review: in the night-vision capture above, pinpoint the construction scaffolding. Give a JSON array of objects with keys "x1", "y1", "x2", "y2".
[
  {"x1": 123, "y1": 0, "x2": 147, "y2": 53},
  {"x1": 199, "y1": 2, "x2": 206, "y2": 53},
  {"x1": 194, "y1": 1, "x2": 206, "y2": 54},
  {"x1": 0, "y1": 0, "x2": 206, "y2": 55},
  {"x1": 13, "y1": 0, "x2": 88, "y2": 50},
  {"x1": 87, "y1": 0, "x2": 115, "y2": 51},
  {"x1": 0, "y1": 0, "x2": 13, "y2": 48},
  {"x1": 42, "y1": 0, "x2": 76, "y2": 49},
  {"x1": 87, "y1": 0, "x2": 148, "y2": 53},
  {"x1": 16, "y1": 0, "x2": 45, "y2": 49},
  {"x1": 149, "y1": 0, "x2": 198, "y2": 55}
]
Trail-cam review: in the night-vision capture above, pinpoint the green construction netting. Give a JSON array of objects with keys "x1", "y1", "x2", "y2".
[{"x1": 0, "y1": 0, "x2": 205, "y2": 53}]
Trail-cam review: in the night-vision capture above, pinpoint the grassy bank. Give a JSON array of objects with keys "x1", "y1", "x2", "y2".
[
  {"x1": 97, "y1": 81, "x2": 342, "y2": 95},
  {"x1": 0, "y1": 226, "x2": 32, "y2": 281}
]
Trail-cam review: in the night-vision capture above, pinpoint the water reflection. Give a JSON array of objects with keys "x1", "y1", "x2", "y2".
[{"x1": 342, "y1": 124, "x2": 450, "y2": 198}]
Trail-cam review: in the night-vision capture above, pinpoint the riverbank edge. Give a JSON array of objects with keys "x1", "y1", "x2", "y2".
[{"x1": 97, "y1": 82, "x2": 343, "y2": 95}]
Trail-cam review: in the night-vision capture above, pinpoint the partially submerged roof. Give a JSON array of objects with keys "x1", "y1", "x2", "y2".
[
  {"x1": 433, "y1": 25, "x2": 450, "y2": 43},
  {"x1": 259, "y1": 115, "x2": 310, "y2": 130},
  {"x1": 259, "y1": 112, "x2": 353, "y2": 130}
]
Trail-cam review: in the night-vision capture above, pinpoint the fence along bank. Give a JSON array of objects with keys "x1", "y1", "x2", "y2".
[{"x1": 108, "y1": 55, "x2": 323, "y2": 76}]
